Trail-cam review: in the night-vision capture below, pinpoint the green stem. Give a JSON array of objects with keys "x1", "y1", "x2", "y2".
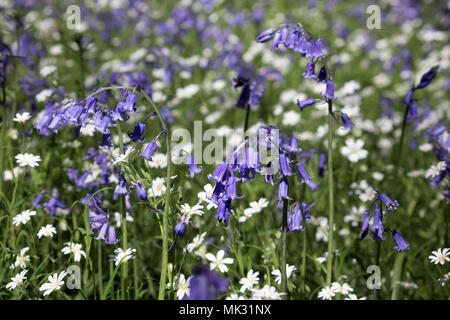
[
  {"x1": 301, "y1": 226, "x2": 307, "y2": 296},
  {"x1": 326, "y1": 99, "x2": 335, "y2": 287},
  {"x1": 116, "y1": 122, "x2": 128, "y2": 300},
  {"x1": 98, "y1": 241, "x2": 103, "y2": 298},
  {"x1": 395, "y1": 104, "x2": 410, "y2": 173},
  {"x1": 281, "y1": 198, "x2": 288, "y2": 296},
  {"x1": 139, "y1": 90, "x2": 172, "y2": 300},
  {"x1": 243, "y1": 103, "x2": 251, "y2": 133}
]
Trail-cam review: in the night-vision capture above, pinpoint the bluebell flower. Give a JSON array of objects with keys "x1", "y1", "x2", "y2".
[
  {"x1": 31, "y1": 190, "x2": 46, "y2": 208},
  {"x1": 371, "y1": 202, "x2": 385, "y2": 241},
  {"x1": 323, "y1": 80, "x2": 336, "y2": 100},
  {"x1": 255, "y1": 28, "x2": 277, "y2": 43},
  {"x1": 297, "y1": 97, "x2": 316, "y2": 111},
  {"x1": 128, "y1": 122, "x2": 146, "y2": 142},
  {"x1": 186, "y1": 155, "x2": 202, "y2": 178},
  {"x1": 318, "y1": 153, "x2": 326, "y2": 178},
  {"x1": 378, "y1": 193, "x2": 399, "y2": 211},
  {"x1": 185, "y1": 265, "x2": 229, "y2": 300},
  {"x1": 131, "y1": 181, "x2": 147, "y2": 200},
  {"x1": 113, "y1": 176, "x2": 128, "y2": 199},
  {"x1": 416, "y1": 65, "x2": 439, "y2": 89},
  {"x1": 279, "y1": 153, "x2": 292, "y2": 176},
  {"x1": 318, "y1": 66, "x2": 327, "y2": 83},
  {"x1": 341, "y1": 112, "x2": 354, "y2": 130},
  {"x1": 390, "y1": 229, "x2": 410, "y2": 252},
  {"x1": 278, "y1": 177, "x2": 289, "y2": 202},
  {"x1": 140, "y1": 141, "x2": 157, "y2": 161},
  {"x1": 302, "y1": 60, "x2": 316, "y2": 79},
  {"x1": 43, "y1": 196, "x2": 67, "y2": 216},
  {"x1": 287, "y1": 201, "x2": 304, "y2": 232}
]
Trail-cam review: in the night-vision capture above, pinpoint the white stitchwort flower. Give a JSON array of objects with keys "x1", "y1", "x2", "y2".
[
  {"x1": 429, "y1": 248, "x2": 450, "y2": 265},
  {"x1": 61, "y1": 242, "x2": 86, "y2": 262},
  {"x1": 13, "y1": 112, "x2": 31, "y2": 123},
  {"x1": 148, "y1": 177, "x2": 166, "y2": 197},
  {"x1": 244, "y1": 198, "x2": 269, "y2": 216},
  {"x1": 425, "y1": 161, "x2": 447, "y2": 179},
  {"x1": 239, "y1": 269, "x2": 260, "y2": 293},
  {"x1": 197, "y1": 183, "x2": 217, "y2": 210},
  {"x1": 180, "y1": 203, "x2": 204, "y2": 217},
  {"x1": 174, "y1": 274, "x2": 191, "y2": 300},
  {"x1": 271, "y1": 264, "x2": 297, "y2": 285},
  {"x1": 13, "y1": 247, "x2": 30, "y2": 269},
  {"x1": 331, "y1": 282, "x2": 354, "y2": 295},
  {"x1": 251, "y1": 285, "x2": 286, "y2": 300},
  {"x1": 15, "y1": 153, "x2": 41, "y2": 168},
  {"x1": 148, "y1": 153, "x2": 167, "y2": 168},
  {"x1": 205, "y1": 250, "x2": 234, "y2": 273},
  {"x1": 37, "y1": 224, "x2": 57, "y2": 238},
  {"x1": 12, "y1": 209, "x2": 36, "y2": 226},
  {"x1": 110, "y1": 248, "x2": 136, "y2": 266},
  {"x1": 318, "y1": 286, "x2": 335, "y2": 300},
  {"x1": 186, "y1": 232, "x2": 207, "y2": 253},
  {"x1": 39, "y1": 271, "x2": 67, "y2": 296},
  {"x1": 340, "y1": 138, "x2": 368, "y2": 162},
  {"x1": 112, "y1": 147, "x2": 134, "y2": 165},
  {"x1": 6, "y1": 269, "x2": 28, "y2": 290}
]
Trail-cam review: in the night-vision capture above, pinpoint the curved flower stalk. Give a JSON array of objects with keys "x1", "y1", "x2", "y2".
[
  {"x1": 396, "y1": 65, "x2": 439, "y2": 169},
  {"x1": 256, "y1": 22, "x2": 355, "y2": 286},
  {"x1": 35, "y1": 84, "x2": 172, "y2": 299}
]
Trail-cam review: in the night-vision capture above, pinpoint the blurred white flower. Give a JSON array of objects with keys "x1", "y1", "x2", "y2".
[
  {"x1": 429, "y1": 248, "x2": 450, "y2": 265},
  {"x1": 6, "y1": 269, "x2": 28, "y2": 290},
  {"x1": 13, "y1": 209, "x2": 36, "y2": 226},
  {"x1": 15, "y1": 153, "x2": 41, "y2": 168},
  {"x1": 37, "y1": 224, "x2": 57, "y2": 238},
  {"x1": 318, "y1": 286, "x2": 335, "y2": 300},
  {"x1": 425, "y1": 161, "x2": 447, "y2": 179},
  {"x1": 13, "y1": 112, "x2": 31, "y2": 123},
  {"x1": 340, "y1": 138, "x2": 368, "y2": 162}
]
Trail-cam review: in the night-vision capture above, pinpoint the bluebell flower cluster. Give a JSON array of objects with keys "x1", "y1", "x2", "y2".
[
  {"x1": 403, "y1": 65, "x2": 439, "y2": 122},
  {"x1": 360, "y1": 191, "x2": 409, "y2": 251},
  {"x1": 206, "y1": 126, "x2": 317, "y2": 229},
  {"x1": 256, "y1": 23, "x2": 353, "y2": 130}
]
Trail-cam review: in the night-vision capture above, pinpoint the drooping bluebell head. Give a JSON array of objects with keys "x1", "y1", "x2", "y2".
[
  {"x1": 341, "y1": 112, "x2": 354, "y2": 130},
  {"x1": 278, "y1": 177, "x2": 289, "y2": 202},
  {"x1": 287, "y1": 202, "x2": 304, "y2": 232},
  {"x1": 131, "y1": 181, "x2": 147, "y2": 200},
  {"x1": 323, "y1": 80, "x2": 336, "y2": 100},
  {"x1": 186, "y1": 155, "x2": 202, "y2": 178},
  {"x1": 140, "y1": 141, "x2": 157, "y2": 161},
  {"x1": 416, "y1": 65, "x2": 438, "y2": 89},
  {"x1": 302, "y1": 60, "x2": 316, "y2": 80},
  {"x1": 378, "y1": 193, "x2": 399, "y2": 211},
  {"x1": 279, "y1": 153, "x2": 292, "y2": 176},
  {"x1": 297, "y1": 97, "x2": 316, "y2": 111},
  {"x1": 390, "y1": 229, "x2": 410, "y2": 252},
  {"x1": 128, "y1": 122, "x2": 146, "y2": 142},
  {"x1": 318, "y1": 66, "x2": 327, "y2": 83}
]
